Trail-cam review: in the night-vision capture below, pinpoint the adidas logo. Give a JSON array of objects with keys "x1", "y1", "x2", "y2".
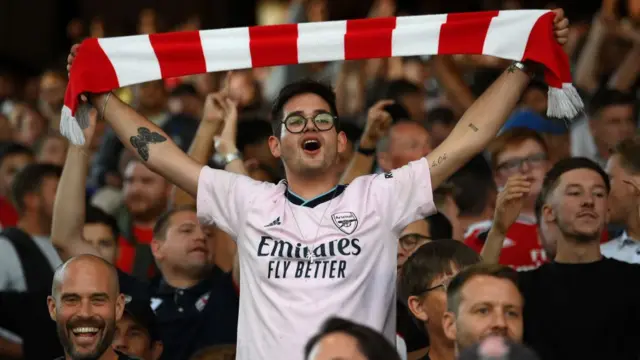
[{"x1": 265, "y1": 217, "x2": 281, "y2": 227}]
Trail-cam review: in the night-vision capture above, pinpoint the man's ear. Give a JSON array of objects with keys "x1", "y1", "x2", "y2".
[
  {"x1": 268, "y1": 136, "x2": 281, "y2": 159},
  {"x1": 442, "y1": 311, "x2": 457, "y2": 342},
  {"x1": 542, "y1": 203, "x2": 556, "y2": 223},
  {"x1": 407, "y1": 295, "x2": 428, "y2": 322},
  {"x1": 377, "y1": 152, "x2": 391, "y2": 172},
  {"x1": 115, "y1": 293, "x2": 125, "y2": 321},
  {"x1": 47, "y1": 296, "x2": 57, "y2": 321}
]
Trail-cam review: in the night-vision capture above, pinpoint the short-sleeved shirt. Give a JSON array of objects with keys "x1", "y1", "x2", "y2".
[
  {"x1": 197, "y1": 158, "x2": 435, "y2": 360},
  {"x1": 519, "y1": 258, "x2": 640, "y2": 360}
]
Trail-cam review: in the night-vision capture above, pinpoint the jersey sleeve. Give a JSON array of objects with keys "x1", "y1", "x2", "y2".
[
  {"x1": 370, "y1": 158, "x2": 436, "y2": 234},
  {"x1": 197, "y1": 166, "x2": 273, "y2": 239}
]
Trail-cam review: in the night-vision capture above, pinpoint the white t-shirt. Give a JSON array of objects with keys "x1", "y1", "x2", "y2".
[{"x1": 197, "y1": 158, "x2": 435, "y2": 360}]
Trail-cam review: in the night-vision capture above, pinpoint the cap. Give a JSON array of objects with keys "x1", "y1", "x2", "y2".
[
  {"x1": 501, "y1": 109, "x2": 567, "y2": 135},
  {"x1": 122, "y1": 293, "x2": 158, "y2": 341},
  {"x1": 458, "y1": 337, "x2": 540, "y2": 360}
]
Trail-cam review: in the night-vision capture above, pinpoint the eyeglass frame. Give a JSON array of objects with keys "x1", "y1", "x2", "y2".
[
  {"x1": 280, "y1": 111, "x2": 338, "y2": 134},
  {"x1": 495, "y1": 152, "x2": 547, "y2": 174},
  {"x1": 414, "y1": 276, "x2": 455, "y2": 296},
  {"x1": 398, "y1": 233, "x2": 432, "y2": 252}
]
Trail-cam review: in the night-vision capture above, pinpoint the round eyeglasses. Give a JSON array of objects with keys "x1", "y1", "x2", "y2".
[{"x1": 282, "y1": 112, "x2": 336, "y2": 134}]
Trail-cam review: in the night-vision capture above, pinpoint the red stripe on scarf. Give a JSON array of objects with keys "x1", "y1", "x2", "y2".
[
  {"x1": 521, "y1": 11, "x2": 567, "y2": 87},
  {"x1": 149, "y1": 31, "x2": 207, "y2": 78},
  {"x1": 345, "y1": 17, "x2": 397, "y2": 60},
  {"x1": 249, "y1": 24, "x2": 299, "y2": 67},
  {"x1": 438, "y1": 10, "x2": 500, "y2": 54}
]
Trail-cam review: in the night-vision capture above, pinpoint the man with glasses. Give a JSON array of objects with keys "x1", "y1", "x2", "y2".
[
  {"x1": 464, "y1": 128, "x2": 551, "y2": 270},
  {"x1": 399, "y1": 241, "x2": 481, "y2": 360},
  {"x1": 396, "y1": 213, "x2": 453, "y2": 358},
  {"x1": 67, "y1": 15, "x2": 571, "y2": 357}
]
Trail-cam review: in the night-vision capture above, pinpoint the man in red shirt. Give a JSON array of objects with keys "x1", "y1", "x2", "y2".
[
  {"x1": 464, "y1": 128, "x2": 551, "y2": 270},
  {"x1": 0, "y1": 143, "x2": 34, "y2": 229},
  {"x1": 114, "y1": 157, "x2": 171, "y2": 278}
]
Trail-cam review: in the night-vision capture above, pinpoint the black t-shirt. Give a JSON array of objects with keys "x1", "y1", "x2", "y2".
[
  {"x1": 519, "y1": 258, "x2": 640, "y2": 360},
  {"x1": 54, "y1": 349, "x2": 139, "y2": 359},
  {"x1": 396, "y1": 299, "x2": 429, "y2": 352},
  {"x1": 151, "y1": 267, "x2": 239, "y2": 360}
]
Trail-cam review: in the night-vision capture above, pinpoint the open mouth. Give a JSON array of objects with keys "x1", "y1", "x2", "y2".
[
  {"x1": 302, "y1": 139, "x2": 321, "y2": 153},
  {"x1": 71, "y1": 327, "x2": 101, "y2": 347}
]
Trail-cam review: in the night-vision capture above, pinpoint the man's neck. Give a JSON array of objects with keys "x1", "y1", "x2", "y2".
[
  {"x1": 554, "y1": 236, "x2": 602, "y2": 264},
  {"x1": 17, "y1": 215, "x2": 49, "y2": 237},
  {"x1": 426, "y1": 333, "x2": 455, "y2": 360},
  {"x1": 285, "y1": 171, "x2": 340, "y2": 200}
]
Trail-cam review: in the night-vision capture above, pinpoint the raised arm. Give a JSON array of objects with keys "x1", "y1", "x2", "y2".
[
  {"x1": 481, "y1": 175, "x2": 531, "y2": 264},
  {"x1": 67, "y1": 45, "x2": 203, "y2": 198},
  {"x1": 51, "y1": 109, "x2": 103, "y2": 261},
  {"x1": 426, "y1": 9, "x2": 569, "y2": 189}
]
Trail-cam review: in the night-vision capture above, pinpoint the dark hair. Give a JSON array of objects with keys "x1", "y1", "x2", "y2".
[
  {"x1": 611, "y1": 135, "x2": 640, "y2": 175},
  {"x1": 588, "y1": 88, "x2": 635, "y2": 117},
  {"x1": 85, "y1": 204, "x2": 120, "y2": 241},
  {"x1": 524, "y1": 78, "x2": 548, "y2": 95},
  {"x1": 0, "y1": 142, "x2": 33, "y2": 167},
  {"x1": 304, "y1": 317, "x2": 401, "y2": 360},
  {"x1": 450, "y1": 170, "x2": 496, "y2": 217},
  {"x1": 11, "y1": 163, "x2": 62, "y2": 215},
  {"x1": 539, "y1": 157, "x2": 610, "y2": 205},
  {"x1": 426, "y1": 212, "x2": 453, "y2": 240},
  {"x1": 426, "y1": 107, "x2": 456, "y2": 130},
  {"x1": 236, "y1": 117, "x2": 273, "y2": 153},
  {"x1": 339, "y1": 120, "x2": 363, "y2": 145},
  {"x1": 534, "y1": 192, "x2": 544, "y2": 224},
  {"x1": 270, "y1": 79, "x2": 339, "y2": 138},
  {"x1": 152, "y1": 205, "x2": 197, "y2": 240},
  {"x1": 446, "y1": 263, "x2": 519, "y2": 314},
  {"x1": 384, "y1": 79, "x2": 421, "y2": 102},
  {"x1": 399, "y1": 241, "x2": 480, "y2": 302},
  {"x1": 384, "y1": 103, "x2": 411, "y2": 123},
  {"x1": 169, "y1": 83, "x2": 198, "y2": 97}
]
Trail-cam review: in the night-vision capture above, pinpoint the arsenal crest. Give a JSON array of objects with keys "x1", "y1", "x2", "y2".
[{"x1": 331, "y1": 212, "x2": 359, "y2": 235}]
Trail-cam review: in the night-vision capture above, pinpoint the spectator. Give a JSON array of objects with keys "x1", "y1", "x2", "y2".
[
  {"x1": 304, "y1": 317, "x2": 401, "y2": 360},
  {"x1": 38, "y1": 69, "x2": 68, "y2": 125},
  {"x1": 425, "y1": 107, "x2": 456, "y2": 149},
  {"x1": 484, "y1": 157, "x2": 640, "y2": 359},
  {"x1": 519, "y1": 80, "x2": 548, "y2": 116},
  {"x1": 0, "y1": 163, "x2": 62, "y2": 292},
  {"x1": 34, "y1": 132, "x2": 69, "y2": 167},
  {"x1": 115, "y1": 158, "x2": 171, "y2": 279},
  {"x1": 149, "y1": 205, "x2": 239, "y2": 360},
  {"x1": 235, "y1": 117, "x2": 282, "y2": 179},
  {"x1": 442, "y1": 264, "x2": 524, "y2": 356},
  {"x1": 465, "y1": 128, "x2": 551, "y2": 270},
  {"x1": 48, "y1": 255, "x2": 137, "y2": 360},
  {"x1": 499, "y1": 110, "x2": 570, "y2": 164},
  {"x1": 458, "y1": 336, "x2": 540, "y2": 360},
  {"x1": 113, "y1": 292, "x2": 164, "y2": 359},
  {"x1": 0, "y1": 142, "x2": 33, "y2": 228},
  {"x1": 570, "y1": 88, "x2": 636, "y2": 168},
  {"x1": 602, "y1": 135, "x2": 640, "y2": 263},
  {"x1": 168, "y1": 83, "x2": 203, "y2": 120},
  {"x1": 376, "y1": 106, "x2": 431, "y2": 172},
  {"x1": 397, "y1": 214, "x2": 454, "y2": 272},
  {"x1": 384, "y1": 79, "x2": 426, "y2": 122},
  {"x1": 433, "y1": 184, "x2": 463, "y2": 241},
  {"x1": 450, "y1": 169, "x2": 496, "y2": 237},
  {"x1": 399, "y1": 240, "x2": 481, "y2": 360},
  {"x1": 11, "y1": 104, "x2": 47, "y2": 147}
]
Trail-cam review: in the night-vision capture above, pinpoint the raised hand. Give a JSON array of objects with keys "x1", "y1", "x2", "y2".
[
  {"x1": 552, "y1": 8, "x2": 570, "y2": 45},
  {"x1": 202, "y1": 72, "x2": 237, "y2": 136},
  {"x1": 360, "y1": 99, "x2": 394, "y2": 149},
  {"x1": 493, "y1": 175, "x2": 531, "y2": 235}
]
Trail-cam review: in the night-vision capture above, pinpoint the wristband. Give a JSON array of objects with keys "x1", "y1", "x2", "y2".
[{"x1": 357, "y1": 145, "x2": 376, "y2": 156}]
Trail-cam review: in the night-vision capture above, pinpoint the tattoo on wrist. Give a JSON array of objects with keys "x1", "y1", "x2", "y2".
[
  {"x1": 431, "y1": 153, "x2": 447, "y2": 168},
  {"x1": 507, "y1": 63, "x2": 518, "y2": 73},
  {"x1": 469, "y1": 123, "x2": 478, "y2": 132},
  {"x1": 130, "y1": 128, "x2": 167, "y2": 161}
]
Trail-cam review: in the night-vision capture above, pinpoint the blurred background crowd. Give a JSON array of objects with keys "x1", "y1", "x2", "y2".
[{"x1": 0, "y1": 0, "x2": 639, "y2": 359}]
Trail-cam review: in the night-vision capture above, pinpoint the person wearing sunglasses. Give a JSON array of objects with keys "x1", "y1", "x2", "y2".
[{"x1": 399, "y1": 241, "x2": 481, "y2": 360}]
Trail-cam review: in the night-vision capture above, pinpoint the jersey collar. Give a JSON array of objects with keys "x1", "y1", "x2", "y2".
[{"x1": 284, "y1": 183, "x2": 346, "y2": 208}]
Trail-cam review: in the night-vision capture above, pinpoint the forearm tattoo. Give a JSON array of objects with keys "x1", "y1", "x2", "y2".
[
  {"x1": 431, "y1": 153, "x2": 447, "y2": 168},
  {"x1": 469, "y1": 123, "x2": 478, "y2": 132},
  {"x1": 129, "y1": 127, "x2": 167, "y2": 161}
]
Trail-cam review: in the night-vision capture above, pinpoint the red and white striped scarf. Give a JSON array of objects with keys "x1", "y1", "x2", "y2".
[{"x1": 61, "y1": 9, "x2": 583, "y2": 145}]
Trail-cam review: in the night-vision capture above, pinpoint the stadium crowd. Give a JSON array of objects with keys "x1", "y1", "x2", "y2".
[{"x1": 0, "y1": 0, "x2": 639, "y2": 359}]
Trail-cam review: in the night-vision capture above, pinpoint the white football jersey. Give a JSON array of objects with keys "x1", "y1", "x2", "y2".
[{"x1": 197, "y1": 158, "x2": 435, "y2": 360}]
